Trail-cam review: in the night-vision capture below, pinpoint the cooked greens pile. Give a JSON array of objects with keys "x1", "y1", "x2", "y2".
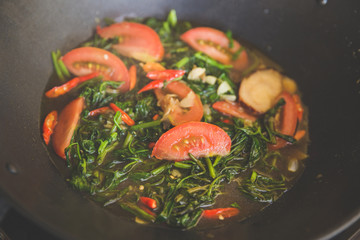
[{"x1": 60, "y1": 10, "x2": 303, "y2": 229}]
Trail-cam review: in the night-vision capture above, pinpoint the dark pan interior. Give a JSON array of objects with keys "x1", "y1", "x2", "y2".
[{"x1": 0, "y1": 0, "x2": 360, "y2": 239}]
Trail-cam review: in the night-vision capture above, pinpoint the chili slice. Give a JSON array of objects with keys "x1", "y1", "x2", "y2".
[
  {"x1": 88, "y1": 106, "x2": 111, "y2": 117},
  {"x1": 203, "y1": 207, "x2": 239, "y2": 219},
  {"x1": 42, "y1": 111, "x2": 58, "y2": 145},
  {"x1": 139, "y1": 197, "x2": 157, "y2": 209},
  {"x1": 109, "y1": 103, "x2": 135, "y2": 126},
  {"x1": 146, "y1": 70, "x2": 185, "y2": 81},
  {"x1": 137, "y1": 79, "x2": 164, "y2": 94},
  {"x1": 45, "y1": 72, "x2": 100, "y2": 98}
]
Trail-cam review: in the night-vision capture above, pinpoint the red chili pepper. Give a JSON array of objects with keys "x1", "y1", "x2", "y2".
[
  {"x1": 221, "y1": 119, "x2": 233, "y2": 124},
  {"x1": 109, "y1": 103, "x2": 135, "y2": 126},
  {"x1": 152, "y1": 114, "x2": 159, "y2": 121},
  {"x1": 203, "y1": 207, "x2": 239, "y2": 219},
  {"x1": 148, "y1": 142, "x2": 156, "y2": 149},
  {"x1": 88, "y1": 106, "x2": 111, "y2": 117},
  {"x1": 42, "y1": 110, "x2": 58, "y2": 145},
  {"x1": 45, "y1": 72, "x2": 100, "y2": 98},
  {"x1": 139, "y1": 197, "x2": 157, "y2": 209},
  {"x1": 146, "y1": 70, "x2": 186, "y2": 81},
  {"x1": 129, "y1": 65, "x2": 137, "y2": 90},
  {"x1": 138, "y1": 204, "x2": 156, "y2": 217},
  {"x1": 137, "y1": 79, "x2": 164, "y2": 94}
]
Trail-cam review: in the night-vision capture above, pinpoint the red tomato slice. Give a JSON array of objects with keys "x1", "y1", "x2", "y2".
[
  {"x1": 154, "y1": 81, "x2": 203, "y2": 126},
  {"x1": 269, "y1": 92, "x2": 298, "y2": 150},
  {"x1": 152, "y1": 122, "x2": 231, "y2": 161},
  {"x1": 62, "y1": 47, "x2": 130, "y2": 92},
  {"x1": 181, "y1": 27, "x2": 249, "y2": 70},
  {"x1": 97, "y1": 22, "x2": 164, "y2": 62},
  {"x1": 212, "y1": 101, "x2": 257, "y2": 122},
  {"x1": 52, "y1": 97, "x2": 84, "y2": 159}
]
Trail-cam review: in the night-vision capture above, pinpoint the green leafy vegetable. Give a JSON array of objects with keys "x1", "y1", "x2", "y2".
[{"x1": 53, "y1": 9, "x2": 307, "y2": 230}]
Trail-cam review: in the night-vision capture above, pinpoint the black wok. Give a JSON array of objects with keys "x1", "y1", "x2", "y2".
[{"x1": 0, "y1": 0, "x2": 360, "y2": 239}]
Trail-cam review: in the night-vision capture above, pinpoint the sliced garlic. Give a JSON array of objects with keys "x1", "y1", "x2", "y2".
[
  {"x1": 217, "y1": 81, "x2": 232, "y2": 95},
  {"x1": 203, "y1": 104, "x2": 211, "y2": 115},
  {"x1": 188, "y1": 67, "x2": 206, "y2": 81},
  {"x1": 220, "y1": 94, "x2": 237, "y2": 102},
  {"x1": 203, "y1": 75, "x2": 217, "y2": 85},
  {"x1": 105, "y1": 88, "x2": 120, "y2": 94},
  {"x1": 179, "y1": 91, "x2": 195, "y2": 108},
  {"x1": 288, "y1": 158, "x2": 299, "y2": 172}
]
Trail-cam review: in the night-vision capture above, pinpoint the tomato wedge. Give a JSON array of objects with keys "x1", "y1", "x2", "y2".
[
  {"x1": 152, "y1": 122, "x2": 231, "y2": 161},
  {"x1": 212, "y1": 101, "x2": 257, "y2": 122},
  {"x1": 269, "y1": 92, "x2": 298, "y2": 150},
  {"x1": 181, "y1": 27, "x2": 249, "y2": 70},
  {"x1": 154, "y1": 81, "x2": 203, "y2": 126},
  {"x1": 52, "y1": 97, "x2": 84, "y2": 159},
  {"x1": 96, "y1": 22, "x2": 164, "y2": 62},
  {"x1": 62, "y1": 47, "x2": 130, "y2": 92}
]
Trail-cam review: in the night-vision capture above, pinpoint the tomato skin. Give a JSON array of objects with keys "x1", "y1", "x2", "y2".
[
  {"x1": 269, "y1": 92, "x2": 298, "y2": 150},
  {"x1": 152, "y1": 122, "x2": 231, "y2": 161},
  {"x1": 181, "y1": 27, "x2": 249, "y2": 70},
  {"x1": 62, "y1": 47, "x2": 130, "y2": 92},
  {"x1": 97, "y1": 22, "x2": 164, "y2": 62},
  {"x1": 154, "y1": 81, "x2": 203, "y2": 126},
  {"x1": 212, "y1": 101, "x2": 257, "y2": 122},
  {"x1": 52, "y1": 97, "x2": 85, "y2": 159}
]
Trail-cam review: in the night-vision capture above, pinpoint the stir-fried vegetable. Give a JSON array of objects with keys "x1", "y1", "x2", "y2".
[
  {"x1": 42, "y1": 110, "x2": 58, "y2": 145},
  {"x1": 43, "y1": 9, "x2": 308, "y2": 229}
]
